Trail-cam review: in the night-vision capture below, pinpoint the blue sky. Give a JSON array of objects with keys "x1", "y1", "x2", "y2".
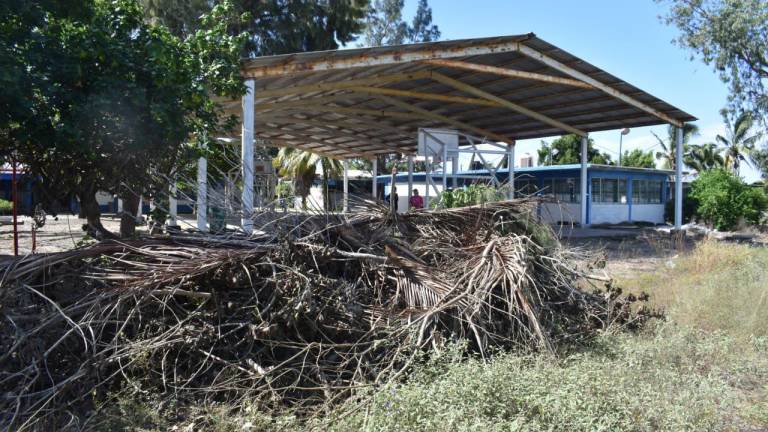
[{"x1": 392, "y1": 0, "x2": 762, "y2": 182}]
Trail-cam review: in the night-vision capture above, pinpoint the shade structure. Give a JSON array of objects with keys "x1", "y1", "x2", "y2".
[{"x1": 219, "y1": 33, "x2": 696, "y2": 159}]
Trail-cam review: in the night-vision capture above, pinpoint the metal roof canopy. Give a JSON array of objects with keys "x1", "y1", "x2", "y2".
[{"x1": 222, "y1": 33, "x2": 696, "y2": 159}]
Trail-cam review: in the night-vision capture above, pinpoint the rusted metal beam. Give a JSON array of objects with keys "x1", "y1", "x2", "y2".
[
  {"x1": 421, "y1": 58, "x2": 593, "y2": 89},
  {"x1": 258, "y1": 114, "x2": 415, "y2": 141},
  {"x1": 516, "y1": 44, "x2": 684, "y2": 127},
  {"x1": 241, "y1": 40, "x2": 523, "y2": 78},
  {"x1": 348, "y1": 86, "x2": 501, "y2": 107},
  {"x1": 377, "y1": 95, "x2": 513, "y2": 143},
  {"x1": 429, "y1": 72, "x2": 586, "y2": 136},
  {"x1": 253, "y1": 71, "x2": 432, "y2": 98}
]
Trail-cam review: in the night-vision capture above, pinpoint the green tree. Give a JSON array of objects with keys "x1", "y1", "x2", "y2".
[
  {"x1": 717, "y1": 111, "x2": 762, "y2": 175},
  {"x1": 660, "y1": 0, "x2": 768, "y2": 121},
  {"x1": 537, "y1": 134, "x2": 613, "y2": 166},
  {"x1": 620, "y1": 149, "x2": 656, "y2": 168},
  {"x1": 144, "y1": 1, "x2": 370, "y2": 53},
  {"x1": 2, "y1": 0, "x2": 246, "y2": 237},
  {"x1": 752, "y1": 146, "x2": 768, "y2": 180},
  {"x1": 274, "y1": 147, "x2": 342, "y2": 210},
  {"x1": 362, "y1": 0, "x2": 440, "y2": 46},
  {"x1": 689, "y1": 169, "x2": 768, "y2": 230},
  {"x1": 687, "y1": 142, "x2": 725, "y2": 172},
  {"x1": 652, "y1": 124, "x2": 700, "y2": 170}
]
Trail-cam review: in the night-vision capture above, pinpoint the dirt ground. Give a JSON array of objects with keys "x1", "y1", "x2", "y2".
[{"x1": 0, "y1": 215, "x2": 133, "y2": 255}]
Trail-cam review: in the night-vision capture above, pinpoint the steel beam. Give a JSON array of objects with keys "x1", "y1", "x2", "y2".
[
  {"x1": 516, "y1": 44, "x2": 684, "y2": 127},
  {"x1": 675, "y1": 126, "x2": 683, "y2": 229},
  {"x1": 580, "y1": 135, "x2": 589, "y2": 227},
  {"x1": 422, "y1": 58, "x2": 593, "y2": 89},
  {"x1": 242, "y1": 41, "x2": 522, "y2": 78},
  {"x1": 429, "y1": 72, "x2": 586, "y2": 136}
]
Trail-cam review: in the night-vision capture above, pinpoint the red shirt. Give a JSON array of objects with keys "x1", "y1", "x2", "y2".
[{"x1": 409, "y1": 195, "x2": 424, "y2": 209}]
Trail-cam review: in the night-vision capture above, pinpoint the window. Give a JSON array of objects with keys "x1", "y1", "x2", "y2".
[
  {"x1": 541, "y1": 178, "x2": 579, "y2": 203},
  {"x1": 632, "y1": 179, "x2": 663, "y2": 204},
  {"x1": 592, "y1": 178, "x2": 627, "y2": 204},
  {"x1": 515, "y1": 178, "x2": 538, "y2": 196}
]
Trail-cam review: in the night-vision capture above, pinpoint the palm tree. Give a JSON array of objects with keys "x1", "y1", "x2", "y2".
[
  {"x1": 717, "y1": 111, "x2": 762, "y2": 175},
  {"x1": 652, "y1": 124, "x2": 700, "y2": 170},
  {"x1": 274, "y1": 147, "x2": 342, "y2": 210},
  {"x1": 686, "y1": 142, "x2": 725, "y2": 172}
]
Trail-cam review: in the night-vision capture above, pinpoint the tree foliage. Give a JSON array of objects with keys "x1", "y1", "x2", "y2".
[
  {"x1": 620, "y1": 149, "x2": 656, "y2": 168},
  {"x1": 687, "y1": 142, "x2": 725, "y2": 172},
  {"x1": 537, "y1": 134, "x2": 613, "y2": 166},
  {"x1": 274, "y1": 147, "x2": 342, "y2": 210},
  {"x1": 689, "y1": 168, "x2": 768, "y2": 230},
  {"x1": 660, "y1": 0, "x2": 768, "y2": 122},
  {"x1": 362, "y1": 0, "x2": 440, "y2": 46},
  {"x1": 652, "y1": 123, "x2": 699, "y2": 170},
  {"x1": 1, "y1": 0, "x2": 247, "y2": 236},
  {"x1": 716, "y1": 110, "x2": 762, "y2": 174}
]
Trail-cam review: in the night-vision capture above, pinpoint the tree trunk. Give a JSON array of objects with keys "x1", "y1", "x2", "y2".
[
  {"x1": 120, "y1": 194, "x2": 140, "y2": 238},
  {"x1": 78, "y1": 189, "x2": 114, "y2": 239}
]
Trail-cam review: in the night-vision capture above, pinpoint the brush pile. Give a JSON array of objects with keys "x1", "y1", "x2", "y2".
[{"x1": 0, "y1": 199, "x2": 649, "y2": 430}]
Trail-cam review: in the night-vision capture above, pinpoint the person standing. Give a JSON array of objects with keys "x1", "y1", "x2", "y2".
[{"x1": 409, "y1": 188, "x2": 424, "y2": 210}]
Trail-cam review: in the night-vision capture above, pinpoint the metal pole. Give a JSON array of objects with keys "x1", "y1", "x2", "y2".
[
  {"x1": 507, "y1": 143, "x2": 515, "y2": 200},
  {"x1": 442, "y1": 143, "x2": 448, "y2": 191},
  {"x1": 618, "y1": 133, "x2": 623, "y2": 167},
  {"x1": 11, "y1": 158, "x2": 18, "y2": 256},
  {"x1": 425, "y1": 157, "x2": 431, "y2": 209},
  {"x1": 197, "y1": 139, "x2": 208, "y2": 232},
  {"x1": 372, "y1": 158, "x2": 378, "y2": 198},
  {"x1": 168, "y1": 180, "x2": 178, "y2": 227},
  {"x1": 580, "y1": 135, "x2": 589, "y2": 227},
  {"x1": 451, "y1": 156, "x2": 458, "y2": 188},
  {"x1": 675, "y1": 126, "x2": 683, "y2": 229},
  {"x1": 342, "y1": 159, "x2": 349, "y2": 213},
  {"x1": 407, "y1": 156, "x2": 414, "y2": 207},
  {"x1": 137, "y1": 196, "x2": 143, "y2": 220},
  {"x1": 241, "y1": 79, "x2": 255, "y2": 234}
]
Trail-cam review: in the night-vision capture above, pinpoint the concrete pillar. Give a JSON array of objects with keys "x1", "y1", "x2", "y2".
[
  {"x1": 372, "y1": 158, "x2": 378, "y2": 198},
  {"x1": 407, "y1": 156, "x2": 414, "y2": 206},
  {"x1": 507, "y1": 143, "x2": 515, "y2": 200},
  {"x1": 168, "y1": 180, "x2": 178, "y2": 227},
  {"x1": 241, "y1": 79, "x2": 255, "y2": 234},
  {"x1": 675, "y1": 126, "x2": 683, "y2": 229},
  {"x1": 342, "y1": 159, "x2": 349, "y2": 213},
  {"x1": 580, "y1": 135, "x2": 589, "y2": 227},
  {"x1": 197, "y1": 145, "x2": 207, "y2": 232}
]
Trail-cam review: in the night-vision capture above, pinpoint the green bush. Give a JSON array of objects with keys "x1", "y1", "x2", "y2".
[
  {"x1": 0, "y1": 199, "x2": 12, "y2": 215},
  {"x1": 689, "y1": 169, "x2": 768, "y2": 230},
  {"x1": 432, "y1": 184, "x2": 504, "y2": 209},
  {"x1": 664, "y1": 193, "x2": 698, "y2": 224}
]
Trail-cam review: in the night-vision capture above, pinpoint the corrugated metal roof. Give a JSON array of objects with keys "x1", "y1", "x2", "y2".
[{"x1": 222, "y1": 34, "x2": 696, "y2": 159}]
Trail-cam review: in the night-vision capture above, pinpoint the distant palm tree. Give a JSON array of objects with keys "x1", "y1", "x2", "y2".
[
  {"x1": 686, "y1": 142, "x2": 725, "y2": 172},
  {"x1": 717, "y1": 111, "x2": 762, "y2": 175},
  {"x1": 652, "y1": 124, "x2": 700, "y2": 170},
  {"x1": 274, "y1": 148, "x2": 342, "y2": 210}
]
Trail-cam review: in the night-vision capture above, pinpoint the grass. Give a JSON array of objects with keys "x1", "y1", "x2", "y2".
[{"x1": 101, "y1": 240, "x2": 768, "y2": 431}]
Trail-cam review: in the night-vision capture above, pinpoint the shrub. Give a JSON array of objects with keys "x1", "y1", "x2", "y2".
[
  {"x1": 689, "y1": 169, "x2": 768, "y2": 230},
  {"x1": 0, "y1": 199, "x2": 12, "y2": 215},
  {"x1": 664, "y1": 193, "x2": 698, "y2": 224},
  {"x1": 433, "y1": 184, "x2": 504, "y2": 209}
]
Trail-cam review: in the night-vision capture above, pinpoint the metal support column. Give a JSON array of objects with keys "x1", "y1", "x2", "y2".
[
  {"x1": 168, "y1": 180, "x2": 178, "y2": 227},
  {"x1": 451, "y1": 156, "x2": 458, "y2": 188},
  {"x1": 372, "y1": 158, "x2": 378, "y2": 198},
  {"x1": 507, "y1": 143, "x2": 515, "y2": 200},
  {"x1": 407, "y1": 156, "x2": 414, "y2": 207},
  {"x1": 197, "y1": 147, "x2": 207, "y2": 232},
  {"x1": 342, "y1": 159, "x2": 349, "y2": 213},
  {"x1": 442, "y1": 144, "x2": 448, "y2": 191},
  {"x1": 580, "y1": 135, "x2": 589, "y2": 227},
  {"x1": 674, "y1": 126, "x2": 683, "y2": 229},
  {"x1": 241, "y1": 79, "x2": 255, "y2": 234}
]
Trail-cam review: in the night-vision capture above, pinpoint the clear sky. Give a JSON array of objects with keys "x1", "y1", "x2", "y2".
[{"x1": 393, "y1": 0, "x2": 761, "y2": 182}]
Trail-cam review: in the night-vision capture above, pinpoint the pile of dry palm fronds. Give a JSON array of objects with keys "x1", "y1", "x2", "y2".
[{"x1": 0, "y1": 198, "x2": 651, "y2": 430}]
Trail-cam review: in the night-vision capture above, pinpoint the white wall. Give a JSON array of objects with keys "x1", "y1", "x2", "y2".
[
  {"x1": 631, "y1": 204, "x2": 665, "y2": 224},
  {"x1": 591, "y1": 204, "x2": 629, "y2": 225},
  {"x1": 539, "y1": 202, "x2": 581, "y2": 224}
]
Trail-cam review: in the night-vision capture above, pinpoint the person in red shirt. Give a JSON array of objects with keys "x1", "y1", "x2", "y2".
[{"x1": 408, "y1": 189, "x2": 424, "y2": 210}]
